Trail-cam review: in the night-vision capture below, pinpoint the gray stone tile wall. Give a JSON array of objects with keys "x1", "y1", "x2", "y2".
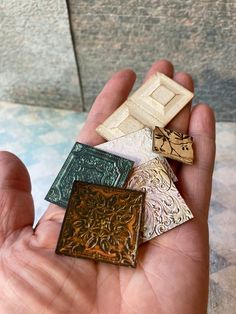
[
  {"x1": 69, "y1": 0, "x2": 236, "y2": 121},
  {"x1": 0, "y1": 0, "x2": 82, "y2": 110},
  {"x1": 0, "y1": 1, "x2": 235, "y2": 120}
]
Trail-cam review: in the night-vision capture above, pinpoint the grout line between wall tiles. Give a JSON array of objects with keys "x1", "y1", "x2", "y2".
[{"x1": 66, "y1": 0, "x2": 86, "y2": 112}]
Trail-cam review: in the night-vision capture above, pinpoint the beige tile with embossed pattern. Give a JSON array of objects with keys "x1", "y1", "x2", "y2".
[{"x1": 96, "y1": 73, "x2": 193, "y2": 140}]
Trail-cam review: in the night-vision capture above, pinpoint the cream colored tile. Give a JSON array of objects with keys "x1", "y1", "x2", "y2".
[
  {"x1": 129, "y1": 72, "x2": 193, "y2": 124},
  {"x1": 151, "y1": 85, "x2": 175, "y2": 105},
  {"x1": 96, "y1": 73, "x2": 193, "y2": 140},
  {"x1": 96, "y1": 101, "x2": 144, "y2": 141}
]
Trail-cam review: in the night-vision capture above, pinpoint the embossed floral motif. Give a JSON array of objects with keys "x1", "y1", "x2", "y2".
[
  {"x1": 153, "y1": 127, "x2": 194, "y2": 164},
  {"x1": 56, "y1": 182, "x2": 145, "y2": 267}
]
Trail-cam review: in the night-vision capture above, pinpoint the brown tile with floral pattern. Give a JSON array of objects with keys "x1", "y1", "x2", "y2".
[
  {"x1": 56, "y1": 181, "x2": 145, "y2": 267},
  {"x1": 153, "y1": 126, "x2": 194, "y2": 164}
]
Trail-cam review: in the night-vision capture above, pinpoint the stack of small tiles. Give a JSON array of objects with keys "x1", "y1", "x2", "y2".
[{"x1": 45, "y1": 73, "x2": 194, "y2": 268}]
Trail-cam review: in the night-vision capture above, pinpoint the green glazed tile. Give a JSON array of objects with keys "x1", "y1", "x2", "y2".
[{"x1": 45, "y1": 142, "x2": 134, "y2": 208}]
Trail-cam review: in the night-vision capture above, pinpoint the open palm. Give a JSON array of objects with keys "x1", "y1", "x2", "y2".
[{"x1": 0, "y1": 60, "x2": 215, "y2": 314}]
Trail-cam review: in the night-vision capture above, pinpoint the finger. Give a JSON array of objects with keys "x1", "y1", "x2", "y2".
[
  {"x1": 144, "y1": 59, "x2": 174, "y2": 81},
  {"x1": 167, "y1": 72, "x2": 194, "y2": 133},
  {"x1": 166, "y1": 72, "x2": 194, "y2": 172},
  {"x1": 0, "y1": 152, "x2": 34, "y2": 245},
  {"x1": 177, "y1": 104, "x2": 216, "y2": 219},
  {"x1": 78, "y1": 69, "x2": 136, "y2": 146},
  {"x1": 32, "y1": 205, "x2": 63, "y2": 249}
]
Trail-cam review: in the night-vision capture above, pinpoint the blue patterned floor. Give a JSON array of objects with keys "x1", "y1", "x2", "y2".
[
  {"x1": 0, "y1": 101, "x2": 235, "y2": 313},
  {"x1": 0, "y1": 102, "x2": 86, "y2": 222}
]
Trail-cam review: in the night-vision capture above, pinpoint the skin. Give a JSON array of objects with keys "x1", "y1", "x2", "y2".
[{"x1": 0, "y1": 60, "x2": 215, "y2": 314}]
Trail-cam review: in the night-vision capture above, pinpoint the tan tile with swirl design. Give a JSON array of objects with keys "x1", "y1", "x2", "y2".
[
  {"x1": 56, "y1": 181, "x2": 145, "y2": 267},
  {"x1": 126, "y1": 159, "x2": 194, "y2": 242}
]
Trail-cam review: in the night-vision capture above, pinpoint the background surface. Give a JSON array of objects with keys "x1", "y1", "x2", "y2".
[{"x1": 0, "y1": 0, "x2": 236, "y2": 120}]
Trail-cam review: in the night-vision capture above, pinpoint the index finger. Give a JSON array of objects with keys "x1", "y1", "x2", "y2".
[{"x1": 78, "y1": 69, "x2": 136, "y2": 146}]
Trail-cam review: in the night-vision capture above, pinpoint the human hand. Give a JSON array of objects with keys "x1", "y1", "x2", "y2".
[{"x1": 0, "y1": 60, "x2": 215, "y2": 314}]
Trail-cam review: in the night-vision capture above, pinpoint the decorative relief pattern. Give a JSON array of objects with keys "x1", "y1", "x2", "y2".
[
  {"x1": 56, "y1": 181, "x2": 145, "y2": 267},
  {"x1": 153, "y1": 127, "x2": 194, "y2": 165},
  {"x1": 128, "y1": 72, "x2": 194, "y2": 126},
  {"x1": 126, "y1": 159, "x2": 194, "y2": 242},
  {"x1": 97, "y1": 128, "x2": 177, "y2": 182},
  {"x1": 45, "y1": 142, "x2": 134, "y2": 208},
  {"x1": 151, "y1": 85, "x2": 175, "y2": 105},
  {"x1": 96, "y1": 102, "x2": 145, "y2": 141},
  {"x1": 96, "y1": 73, "x2": 194, "y2": 140}
]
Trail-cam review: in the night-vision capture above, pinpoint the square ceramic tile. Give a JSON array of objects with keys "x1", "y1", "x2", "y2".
[
  {"x1": 96, "y1": 73, "x2": 193, "y2": 140},
  {"x1": 56, "y1": 181, "x2": 145, "y2": 267}
]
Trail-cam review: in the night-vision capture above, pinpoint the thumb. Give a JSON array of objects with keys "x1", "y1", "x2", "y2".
[{"x1": 0, "y1": 152, "x2": 34, "y2": 245}]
